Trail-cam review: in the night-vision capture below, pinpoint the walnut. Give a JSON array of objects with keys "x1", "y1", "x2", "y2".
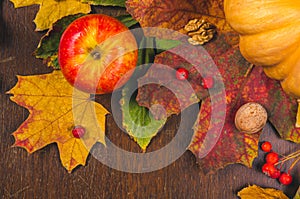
[
  {"x1": 184, "y1": 19, "x2": 216, "y2": 45},
  {"x1": 234, "y1": 102, "x2": 268, "y2": 134}
]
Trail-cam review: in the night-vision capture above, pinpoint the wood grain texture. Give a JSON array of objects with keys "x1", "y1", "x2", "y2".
[{"x1": 0, "y1": 0, "x2": 299, "y2": 198}]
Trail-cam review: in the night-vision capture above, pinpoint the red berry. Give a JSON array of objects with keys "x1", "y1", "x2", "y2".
[
  {"x1": 270, "y1": 169, "x2": 281, "y2": 179},
  {"x1": 279, "y1": 173, "x2": 293, "y2": 185},
  {"x1": 72, "y1": 125, "x2": 86, "y2": 138},
  {"x1": 266, "y1": 152, "x2": 279, "y2": 164},
  {"x1": 202, "y1": 76, "x2": 214, "y2": 89},
  {"x1": 176, "y1": 68, "x2": 189, "y2": 80},
  {"x1": 262, "y1": 163, "x2": 278, "y2": 177},
  {"x1": 261, "y1": 141, "x2": 272, "y2": 152}
]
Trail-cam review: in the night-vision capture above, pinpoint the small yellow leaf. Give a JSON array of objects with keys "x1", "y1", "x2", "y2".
[
  {"x1": 294, "y1": 186, "x2": 300, "y2": 199},
  {"x1": 10, "y1": 0, "x2": 91, "y2": 31},
  {"x1": 7, "y1": 70, "x2": 109, "y2": 172},
  {"x1": 296, "y1": 100, "x2": 300, "y2": 127},
  {"x1": 238, "y1": 185, "x2": 289, "y2": 199}
]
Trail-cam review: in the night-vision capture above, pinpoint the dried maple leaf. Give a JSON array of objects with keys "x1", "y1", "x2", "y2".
[
  {"x1": 10, "y1": 0, "x2": 91, "y2": 31},
  {"x1": 137, "y1": 34, "x2": 300, "y2": 173},
  {"x1": 237, "y1": 185, "x2": 289, "y2": 199},
  {"x1": 126, "y1": 0, "x2": 237, "y2": 44},
  {"x1": 7, "y1": 71, "x2": 108, "y2": 172}
]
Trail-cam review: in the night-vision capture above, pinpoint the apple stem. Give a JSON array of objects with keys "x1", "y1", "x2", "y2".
[{"x1": 91, "y1": 51, "x2": 101, "y2": 60}]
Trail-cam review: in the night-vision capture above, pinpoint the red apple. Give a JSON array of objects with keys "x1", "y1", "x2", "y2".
[{"x1": 58, "y1": 14, "x2": 138, "y2": 94}]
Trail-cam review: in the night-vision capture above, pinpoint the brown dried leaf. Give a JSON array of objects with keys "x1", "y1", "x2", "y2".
[{"x1": 126, "y1": 0, "x2": 238, "y2": 44}]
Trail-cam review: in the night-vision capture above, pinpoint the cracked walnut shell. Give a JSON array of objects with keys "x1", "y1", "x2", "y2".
[{"x1": 234, "y1": 102, "x2": 267, "y2": 134}]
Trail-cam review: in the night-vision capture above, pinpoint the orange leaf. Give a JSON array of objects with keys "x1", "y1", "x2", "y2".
[{"x1": 7, "y1": 71, "x2": 109, "y2": 172}]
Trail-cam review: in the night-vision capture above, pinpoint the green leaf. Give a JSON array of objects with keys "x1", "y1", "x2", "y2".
[
  {"x1": 121, "y1": 87, "x2": 167, "y2": 151},
  {"x1": 120, "y1": 37, "x2": 167, "y2": 150},
  {"x1": 81, "y1": 0, "x2": 125, "y2": 7},
  {"x1": 155, "y1": 39, "x2": 182, "y2": 54},
  {"x1": 115, "y1": 14, "x2": 138, "y2": 28},
  {"x1": 34, "y1": 14, "x2": 85, "y2": 69}
]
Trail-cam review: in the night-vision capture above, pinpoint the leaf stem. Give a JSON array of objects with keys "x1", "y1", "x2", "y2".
[{"x1": 244, "y1": 64, "x2": 254, "y2": 77}]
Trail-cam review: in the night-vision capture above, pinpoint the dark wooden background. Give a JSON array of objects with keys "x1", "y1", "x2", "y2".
[{"x1": 1, "y1": 1, "x2": 299, "y2": 198}]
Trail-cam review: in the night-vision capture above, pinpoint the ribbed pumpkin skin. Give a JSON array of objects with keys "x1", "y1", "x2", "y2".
[{"x1": 224, "y1": 0, "x2": 300, "y2": 97}]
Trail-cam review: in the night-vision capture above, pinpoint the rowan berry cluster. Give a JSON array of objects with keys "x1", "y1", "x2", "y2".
[{"x1": 260, "y1": 141, "x2": 299, "y2": 185}]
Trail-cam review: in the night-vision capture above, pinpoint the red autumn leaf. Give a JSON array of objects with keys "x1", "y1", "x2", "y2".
[
  {"x1": 191, "y1": 47, "x2": 300, "y2": 173},
  {"x1": 136, "y1": 46, "x2": 211, "y2": 119},
  {"x1": 240, "y1": 68, "x2": 300, "y2": 144},
  {"x1": 137, "y1": 34, "x2": 233, "y2": 119},
  {"x1": 137, "y1": 34, "x2": 300, "y2": 173}
]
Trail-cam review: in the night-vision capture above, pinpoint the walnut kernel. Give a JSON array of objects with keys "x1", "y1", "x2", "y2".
[{"x1": 184, "y1": 19, "x2": 216, "y2": 45}]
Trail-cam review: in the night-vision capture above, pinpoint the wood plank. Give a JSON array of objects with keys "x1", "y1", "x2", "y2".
[{"x1": 0, "y1": 0, "x2": 299, "y2": 198}]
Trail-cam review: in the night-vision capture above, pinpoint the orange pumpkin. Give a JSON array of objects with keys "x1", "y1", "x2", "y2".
[{"x1": 224, "y1": 0, "x2": 300, "y2": 97}]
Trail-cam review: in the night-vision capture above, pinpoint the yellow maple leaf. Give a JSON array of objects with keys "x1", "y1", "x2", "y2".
[
  {"x1": 238, "y1": 185, "x2": 289, "y2": 199},
  {"x1": 294, "y1": 186, "x2": 300, "y2": 199},
  {"x1": 10, "y1": 0, "x2": 91, "y2": 31},
  {"x1": 7, "y1": 70, "x2": 109, "y2": 172}
]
